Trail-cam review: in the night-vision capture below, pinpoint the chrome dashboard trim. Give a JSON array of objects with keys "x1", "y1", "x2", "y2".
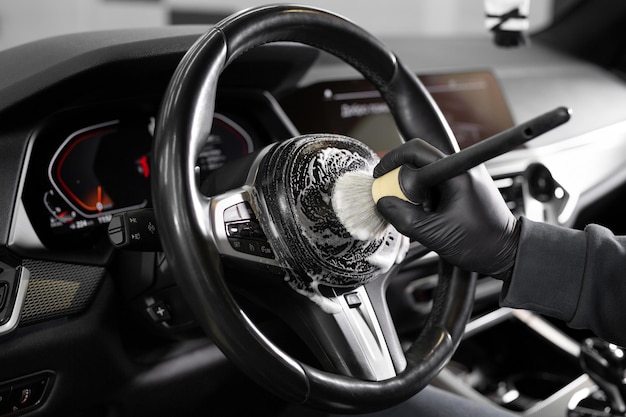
[
  {"x1": 0, "y1": 266, "x2": 30, "y2": 336},
  {"x1": 8, "y1": 132, "x2": 46, "y2": 251},
  {"x1": 486, "y1": 119, "x2": 626, "y2": 227}
]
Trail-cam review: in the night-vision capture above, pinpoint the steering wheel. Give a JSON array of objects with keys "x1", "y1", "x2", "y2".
[{"x1": 152, "y1": 4, "x2": 476, "y2": 414}]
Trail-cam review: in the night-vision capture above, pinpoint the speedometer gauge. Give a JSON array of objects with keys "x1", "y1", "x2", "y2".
[{"x1": 48, "y1": 120, "x2": 152, "y2": 219}]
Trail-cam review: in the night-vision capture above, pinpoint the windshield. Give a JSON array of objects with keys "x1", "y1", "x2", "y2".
[{"x1": 0, "y1": 0, "x2": 554, "y2": 51}]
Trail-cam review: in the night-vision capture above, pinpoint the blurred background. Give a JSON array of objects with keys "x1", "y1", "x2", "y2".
[{"x1": 0, "y1": 0, "x2": 554, "y2": 51}]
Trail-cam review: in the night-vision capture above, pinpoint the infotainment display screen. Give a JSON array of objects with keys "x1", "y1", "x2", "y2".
[{"x1": 280, "y1": 70, "x2": 515, "y2": 153}]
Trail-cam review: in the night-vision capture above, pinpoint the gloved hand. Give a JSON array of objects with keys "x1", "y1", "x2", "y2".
[{"x1": 374, "y1": 138, "x2": 520, "y2": 278}]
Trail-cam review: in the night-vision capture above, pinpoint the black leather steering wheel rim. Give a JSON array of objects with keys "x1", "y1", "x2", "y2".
[{"x1": 152, "y1": 4, "x2": 476, "y2": 413}]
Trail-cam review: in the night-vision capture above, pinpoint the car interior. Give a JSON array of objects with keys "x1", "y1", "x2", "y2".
[{"x1": 2, "y1": 0, "x2": 626, "y2": 416}]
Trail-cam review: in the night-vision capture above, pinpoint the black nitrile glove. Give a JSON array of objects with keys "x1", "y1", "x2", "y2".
[{"x1": 375, "y1": 139, "x2": 520, "y2": 278}]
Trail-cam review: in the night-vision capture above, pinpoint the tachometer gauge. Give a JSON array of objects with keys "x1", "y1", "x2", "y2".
[
  {"x1": 48, "y1": 120, "x2": 151, "y2": 219},
  {"x1": 196, "y1": 113, "x2": 255, "y2": 179}
]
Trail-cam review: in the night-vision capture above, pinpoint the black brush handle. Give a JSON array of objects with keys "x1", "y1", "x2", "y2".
[{"x1": 399, "y1": 106, "x2": 571, "y2": 202}]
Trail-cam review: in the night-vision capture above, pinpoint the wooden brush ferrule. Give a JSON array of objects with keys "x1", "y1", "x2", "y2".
[{"x1": 371, "y1": 167, "x2": 410, "y2": 203}]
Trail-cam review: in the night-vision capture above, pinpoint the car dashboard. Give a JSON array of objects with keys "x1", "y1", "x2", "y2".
[{"x1": 2, "y1": 23, "x2": 626, "y2": 416}]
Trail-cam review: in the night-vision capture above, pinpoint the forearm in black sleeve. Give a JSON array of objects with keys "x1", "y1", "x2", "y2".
[{"x1": 500, "y1": 217, "x2": 626, "y2": 346}]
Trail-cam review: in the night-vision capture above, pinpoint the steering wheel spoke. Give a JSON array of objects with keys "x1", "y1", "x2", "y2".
[
  {"x1": 322, "y1": 283, "x2": 405, "y2": 380},
  {"x1": 285, "y1": 282, "x2": 404, "y2": 381},
  {"x1": 237, "y1": 271, "x2": 405, "y2": 381}
]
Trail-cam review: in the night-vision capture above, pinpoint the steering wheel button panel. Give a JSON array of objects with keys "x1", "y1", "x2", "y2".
[
  {"x1": 211, "y1": 191, "x2": 281, "y2": 267},
  {"x1": 227, "y1": 238, "x2": 274, "y2": 259},
  {"x1": 224, "y1": 201, "x2": 274, "y2": 259}
]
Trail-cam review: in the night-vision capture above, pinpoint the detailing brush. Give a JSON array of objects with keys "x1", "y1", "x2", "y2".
[{"x1": 333, "y1": 106, "x2": 571, "y2": 241}]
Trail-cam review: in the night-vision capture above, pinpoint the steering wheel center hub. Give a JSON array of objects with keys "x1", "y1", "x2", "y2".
[{"x1": 253, "y1": 134, "x2": 409, "y2": 291}]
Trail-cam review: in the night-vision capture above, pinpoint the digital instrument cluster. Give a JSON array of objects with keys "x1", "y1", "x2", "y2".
[{"x1": 23, "y1": 100, "x2": 261, "y2": 249}]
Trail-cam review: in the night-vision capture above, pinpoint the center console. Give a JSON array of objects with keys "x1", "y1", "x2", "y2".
[{"x1": 437, "y1": 308, "x2": 596, "y2": 415}]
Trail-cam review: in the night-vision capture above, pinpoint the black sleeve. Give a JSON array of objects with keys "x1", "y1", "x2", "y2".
[{"x1": 500, "y1": 217, "x2": 626, "y2": 346}]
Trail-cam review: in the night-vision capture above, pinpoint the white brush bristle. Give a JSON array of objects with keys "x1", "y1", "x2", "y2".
[{"x1": 332, "y1": 170, "x2": 389, "y2": 241}]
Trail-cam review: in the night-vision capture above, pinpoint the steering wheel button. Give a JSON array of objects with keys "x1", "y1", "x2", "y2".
[
  {"x1": 344, "y1": 292, "x2": 362, "y2": 308},
  {"x1": 246, "y1": 241, "x2": 257, "y2": 254},
  {"x1": 259, "y1": 243, "x2": 274, "y2": 258},
  {"x1": 227, "y1": 224, "x2": 240, "y2": 236},
  {"x1": 248, "y1": 221, "x2": 265, "y2": 238},
  {"x1": 239, "y1": 224, "x2": 253, "y2": 237},
  {"x1": 224, "y1": 205, "x2": 242, "y2": 222},
  {"x1": 228, "y1": 238, "x2": 243, "y2": 250},
  {"x1": 236, "y1": 202, "x2": 254, "y2": 220}
]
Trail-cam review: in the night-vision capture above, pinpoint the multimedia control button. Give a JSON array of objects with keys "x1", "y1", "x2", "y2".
[{"x1": 108, "y1": 208, "x2": 161, "y2": 251}]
